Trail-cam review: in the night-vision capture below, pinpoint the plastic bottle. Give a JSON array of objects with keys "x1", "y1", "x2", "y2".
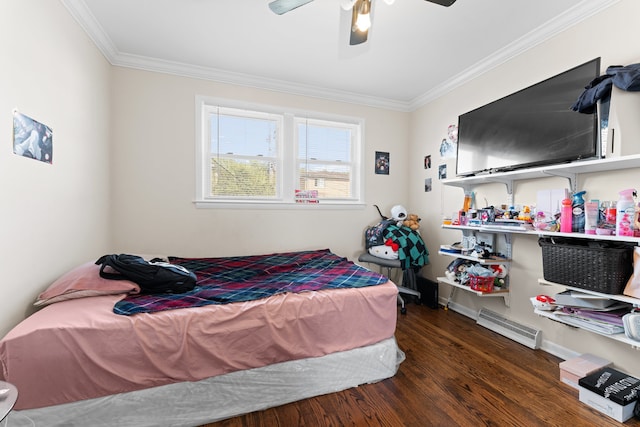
[
  {"x1": 604, "y1": 200, "x2": 617, "y2": 226},
  {"x1": 459, "y1": 210, "x2": 467, "y2": 226},
  {"x1": 635, "y1": 203, "x2": 640, "y2": 237},
  {"x1": 584, "y1": 201, "x2": 599, "y2": 234},
  {"x1": 463, "y1": 191, "x2": 473, "y2": 212},
  {"x1": 560, "y1": 198, "x2": 572, "y2": 233},
  {"x1": 572, "y1": 191, "x2": 586, "y2": 233},
  {"x1": 616, "y1": 189, "x2": 637, "y2": 236}
]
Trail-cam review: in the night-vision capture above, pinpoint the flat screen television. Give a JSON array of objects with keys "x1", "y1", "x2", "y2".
[{"x1": 455, "y1": 58, "x2": 601, "y2": 177}]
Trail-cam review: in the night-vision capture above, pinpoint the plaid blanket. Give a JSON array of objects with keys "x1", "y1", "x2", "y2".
[
  {"x1": 113, "y1": 249, "x2": 387, "y2": 315},
  {"x1": 383, "y1": 225, "x2": 429, "y2": 270}
]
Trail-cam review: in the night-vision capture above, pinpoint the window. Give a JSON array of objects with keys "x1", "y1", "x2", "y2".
[{"x1": 195, "y1": 97, "x2": 364, "y2": 207}]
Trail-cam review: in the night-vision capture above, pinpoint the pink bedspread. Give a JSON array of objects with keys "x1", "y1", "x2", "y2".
[{"x1": 0, "y1": 281, "x2": 397, "y2": 410}]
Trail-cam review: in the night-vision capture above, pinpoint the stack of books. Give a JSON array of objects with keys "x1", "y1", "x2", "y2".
[{"x1": 552, "y1": 291, "x2": 631, "y2": 335}]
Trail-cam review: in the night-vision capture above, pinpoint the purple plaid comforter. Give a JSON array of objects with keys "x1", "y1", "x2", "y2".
[{"x1": 113, "y1": 249, "x2": 387, "y2": 315}]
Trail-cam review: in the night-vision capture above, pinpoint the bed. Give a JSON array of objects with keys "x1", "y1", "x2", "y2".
[{"x1": 0, "y1": 249, "x2": 403, "y2": 427}]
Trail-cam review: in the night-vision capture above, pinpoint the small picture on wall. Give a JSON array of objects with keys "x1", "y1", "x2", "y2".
[
  {"x1": 13, "y1": 110, "x2": 53, "y2": 164},
  {"x1": 424, "y1": 155, "x2": 432, "y2": 169},
  {"x1": 438, "y1": 164, "x2": 447, "y2": 180},
  {"x1": 375, "y1": 151, "x2": 389, "y2": 175},
  {"x1": 425, "y1": 178, "x2": 432, "y2": 192}
]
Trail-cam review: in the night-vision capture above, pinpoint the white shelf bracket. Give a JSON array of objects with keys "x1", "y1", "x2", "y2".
[
  {"x1": 487, "y1": 178, "x2": 514, "y2": 206},
  {"x1": 504, "y1": 233, "x2": 513, "y2": 260},
  {"x1": 489, "y1": 178, "x2": 513, "y2": 195},
  {"x1": 502, "y1": 293, "x2": 510, "y2": 307},
  {"x1": 542, "y1": 170, "x2": 577, "y2": 192}
]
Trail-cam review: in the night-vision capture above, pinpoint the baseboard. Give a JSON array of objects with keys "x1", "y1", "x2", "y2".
[
  {"x1": 438, "y1": 296, "x2": 578, "y2": 361},
  {"x1": 439, "y1": 298, "x2": 478, "y2": 320},
  {"x1": 539, "y1": 338, "x2": 579, "y2": 361}
]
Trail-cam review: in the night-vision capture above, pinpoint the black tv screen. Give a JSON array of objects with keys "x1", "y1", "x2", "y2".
[{"x1": 456, "y1": 58, "x2": 600, "y2": 177}]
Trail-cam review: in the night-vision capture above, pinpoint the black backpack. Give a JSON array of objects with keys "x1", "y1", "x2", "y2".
[{"x1": 95, "y1": 254, "x2": 197, "y2": 294}]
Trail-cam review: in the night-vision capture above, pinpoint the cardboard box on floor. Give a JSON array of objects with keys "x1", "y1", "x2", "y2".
[{"x1": 559, "y1": 353, "x2": 611, "y2": 390}]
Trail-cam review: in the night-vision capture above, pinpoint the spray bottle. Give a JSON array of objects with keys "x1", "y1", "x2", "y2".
[
  {"x1": 560, "y1": 197, "x2": 572, "y2": 233},
  {"x1": 572, "y1": 191, "x2": 586, "y2": 233},
  {"x1": 616, "y1": 189, "x2": 637, "y2": 236},
  {"x1": 635, "y1": 202, "x2": 640, "y2": 237}
]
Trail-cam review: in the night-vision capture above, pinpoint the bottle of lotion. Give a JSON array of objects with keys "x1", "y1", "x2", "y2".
[
  {"x1": 572, "y1": 191, "x2": 586, "y2": 233},
  {"x1": 584, "y1": 201, "x2": 599, "y2": 235},
  {"x1": 616, "y1": 189, "x2": 636, "y2": 236}
]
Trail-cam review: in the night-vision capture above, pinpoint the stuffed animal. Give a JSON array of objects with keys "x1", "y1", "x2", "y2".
[
  {"x1": 403, "y1": 214, "x2": 421, "y2": 231},
  {"x1": 390, "y1": 205, "x2": 408, "y2": 226},
  {"x1": 368, "y1": 238, "x2": 399, "y2": 260}
]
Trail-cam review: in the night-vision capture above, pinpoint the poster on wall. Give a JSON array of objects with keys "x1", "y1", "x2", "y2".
[
  {"x1": 375, "y1": 151, "x2": 389, "y2": 175},
  {"x1": 439, "y1": 124, "x2": 458, "y2": 159},
  {"x1": 13, "y1": 109, "x2": 53, "y2": 164}
]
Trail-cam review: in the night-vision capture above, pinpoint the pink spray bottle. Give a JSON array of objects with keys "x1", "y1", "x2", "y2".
[
  {"x1": 616, "y1": 189, "x2": 636, "y2": 237},
  {"x1": 560, "y1": 192, "x2": 572, "y2": 233}
]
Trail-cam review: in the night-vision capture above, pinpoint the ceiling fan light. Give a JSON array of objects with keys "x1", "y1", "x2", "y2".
[
  {"x1": 355, "y1": 12, "x2": 371, "y2": 32},
  {"x1": 382, "y1": 0, "x2": 395, "y2": 4},
  {"x1": 354, "y1": 0, "x2": 372, "y2": 32}
]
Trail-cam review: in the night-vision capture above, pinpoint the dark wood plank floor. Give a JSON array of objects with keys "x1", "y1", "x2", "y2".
[{"x1": 203, "y1": 303, "x2": 640, "y2": 426}]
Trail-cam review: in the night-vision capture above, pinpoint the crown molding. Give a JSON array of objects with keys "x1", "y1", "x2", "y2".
[
  {"x1": 409, "y1": 0, "x2": 620, "y2": 110},
  {"x1": 62, "y1": 0, "x2": 119, "y2": 61},
  {"x1": 112, "y1": 52, "x2": 413, "y2": 112},
  {"x1": 63, "y1": 0, "x2": 619, "y2": 113}
]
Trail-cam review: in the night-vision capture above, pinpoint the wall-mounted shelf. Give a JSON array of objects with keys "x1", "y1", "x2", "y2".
[
  {"x1": 439, "y1": 227, "x2": 512, "y2": 308},
  {"x1": 441, "y1": 154, "x2": 640, "y2": 194},
  {"x1": 442, "y1": 224, "x2": 640, "y2": 245},
  {"x1": 538, "y1": 279, "x2": 640, "y2": 307},
  {"x1": 438, "y1": 154, "x2": 640, "y2": 351},
  {"x1": 437, "y1": 250, "x2": 509, "y2": 265},
  {"x1": 437, "y1": 276, "x2": 510, "y2": 306},
  {"x1": 536, "y1": 279, "x2": 640, "y2": 349},
  {"x1": 533, "y1": 308, "x2": 639, "y2": 348}
]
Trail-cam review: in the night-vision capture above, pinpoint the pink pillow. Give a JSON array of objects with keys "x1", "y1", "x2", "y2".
[{"x1": 34, "y1": 261, "x2": 141, "y2": 307}]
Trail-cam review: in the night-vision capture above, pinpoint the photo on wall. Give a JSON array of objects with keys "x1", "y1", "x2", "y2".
[
  {"x1": 425, "y1": 178, "x2": 432, "y2": 192},
  {"x1": 375, "y1": 151, "x2": 389, "y2": 175},
  {"x1": 438, "y1": 164, "x2": 447, "y2": 180},
  {"x1": 13, "y1": 110, "x2": 53, "y2": 164}
]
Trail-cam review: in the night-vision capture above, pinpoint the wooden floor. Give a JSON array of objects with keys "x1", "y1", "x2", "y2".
[{"x1": 203, "y1": 303, "x2": 640, "y2": 427}]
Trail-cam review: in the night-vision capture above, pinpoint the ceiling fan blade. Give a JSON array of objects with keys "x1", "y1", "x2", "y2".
[
  {"x1": 425, "y1": 0, "x2": 457, "y2": 6},
  {"x1": 268, "y1": 0, "x2": 314, "y2": 15}
]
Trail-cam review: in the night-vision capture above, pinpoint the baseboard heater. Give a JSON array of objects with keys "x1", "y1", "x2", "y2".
[{"x1": 477, "y1": 308, "x2": 541, "y2": 350}]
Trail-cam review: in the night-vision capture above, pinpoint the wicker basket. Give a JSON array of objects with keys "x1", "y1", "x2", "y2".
[
  {"x1": 468, "y1": 274, "x2": 494, "y2": 292},
  {"x1": 538, "y1": 237, "x2": 634, "y2": 294}
]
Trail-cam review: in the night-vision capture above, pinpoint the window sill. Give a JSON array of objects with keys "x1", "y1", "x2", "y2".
[{"x1": 194, "y1": 200, "x2": 366, "y2": 210}]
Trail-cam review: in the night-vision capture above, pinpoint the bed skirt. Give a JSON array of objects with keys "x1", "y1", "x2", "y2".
[{"x1": 7, "y1": 336, "x2": 404, "y2": 427}]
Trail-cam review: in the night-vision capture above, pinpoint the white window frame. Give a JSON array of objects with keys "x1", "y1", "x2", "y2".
[{"x1": 195, "y1": 96, "x2": 365, "y2": 209}]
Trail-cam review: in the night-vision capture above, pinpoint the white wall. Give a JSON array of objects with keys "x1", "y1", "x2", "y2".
[
  {"x1": 0, "y1": 1, "x2": 112, "y2": 337},
  {"x1": 411, "y1": 0, "x2": 640, "y2": 374},
  {"x1": 108, "y1": 68, "x2": 410, "y2": 261}
]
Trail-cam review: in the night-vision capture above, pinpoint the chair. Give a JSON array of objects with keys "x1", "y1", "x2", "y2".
[{"x1": 358, "y1": 252, "x2": 421, "y2": 314}]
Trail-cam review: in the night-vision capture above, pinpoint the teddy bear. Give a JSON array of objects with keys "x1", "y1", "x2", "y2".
[{"x1": 403, "y1": 214, "x2": 421, "y2": 231}]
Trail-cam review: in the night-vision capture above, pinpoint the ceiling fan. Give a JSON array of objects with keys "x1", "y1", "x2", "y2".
[{"x1": 268, "y1": 0, "x2": 457, "y2": 46}]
